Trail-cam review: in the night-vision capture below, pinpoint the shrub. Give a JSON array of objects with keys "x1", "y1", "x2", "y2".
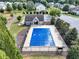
[
  {"x1": 0, "y1": 8, "x2": 4, "y2": 13},
  {"x1": 10, "y1": 13, "x2": 14, "y2": 17},
  {"x1": 68, "y1": 11, "x2": 76, "y2": 15},
  {"x1": 23, "y1": 11, "x2": 25, "y2": 14},
  {"x1": 51, "y1": 16, "x2": 56, "y2": 25},
  {"x1": 17, "y1": 16, "x2": 22, "y2": 22}
]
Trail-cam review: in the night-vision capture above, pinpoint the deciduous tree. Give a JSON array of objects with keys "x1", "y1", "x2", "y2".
[{"x1": 6, "y1": 4, "x2": 13, "y2": 12}]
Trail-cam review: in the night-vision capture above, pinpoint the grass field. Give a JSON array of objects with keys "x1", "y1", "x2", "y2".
[
  {"x1": 0, "y1": 10, "x2": 25, "y2": 19},
  {"x1": 0, "y1": 10, "x2": 27, "y2": 39},
  {"x1": 10, "y1": 23, "x2": 27, "y2": 39},
  {"x1": 23, "y1": 55, "x2": 65, "y2": 59},
  {"x1": 64, "y1": 13, "x2": 79, "y2": 19}
]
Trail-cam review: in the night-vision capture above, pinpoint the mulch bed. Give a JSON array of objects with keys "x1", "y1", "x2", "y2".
[{"x1": 16, "y1": 28, "x2": 29, "y2": 50}]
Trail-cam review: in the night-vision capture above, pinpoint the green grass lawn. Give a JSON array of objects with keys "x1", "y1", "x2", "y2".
[
  {"x1": 0, "y1": 10, "x2": 28, "y2": 39},
  {"x1": 0, "y1": 10, "x2": 26, "y2": 19},
  {"x1": 63, "y1": 13, "x2": 79, "y2": 19},
  {"x1": 9, "y1": 23, "x2": 27, "y2": 39},
  {"x1": 23, "y1": 55, "x2": 65, "y2": 59}
]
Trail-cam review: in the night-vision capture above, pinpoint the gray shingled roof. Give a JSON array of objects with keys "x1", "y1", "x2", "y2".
[{"x1": 25, "y1": 14, "x2": 44, "y2": 21}]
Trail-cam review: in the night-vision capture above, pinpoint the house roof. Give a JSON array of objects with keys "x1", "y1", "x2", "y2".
[
  {"x1": 35, "y1": 3, "x2": 46, "y2": 12},
  {"x1": 25, "y1": 14, "x2": 44, "y2": 21}
]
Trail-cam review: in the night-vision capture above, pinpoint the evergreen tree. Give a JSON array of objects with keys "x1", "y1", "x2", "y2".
[
  {"x1": 18, "y1": 4, "x2": 23, "y2": 10},
  {"x1": 0, "y1": 16, "x2": 23, "y2": 59},
  {"x1": 67, "y1": 45, "x2": 79, "y2": 59},
  {"x1": 27, "y1": 1, "x2": 35, "y2": 11},
  {"x1": 63, "y1": 4, "x2": 69, "y2": 11},
  {"x1": 23, "y1": 3, "x2": 27, "y2": 9},
  {"x1": 0, "y1": 50, "x2": 10, "y2": 59},
  {"x1": 64, "y1": 28, "x2": 78, "y2": 47},
  {"x1": 12, "y1": 3, "x2": 17, "y2": 10}
]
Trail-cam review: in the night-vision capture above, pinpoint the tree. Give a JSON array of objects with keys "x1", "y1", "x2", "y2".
[
  {"x1": 18, "y1": 4, "x2": 23, "y2": 10},
  {"x1": 69, "y1": 0, "x2": 75, "y2": 4},
  {"x1": 32, "y1": 0, "x2": 40, "y2": 3},
  {"x1": 26, "y1": 1, "x2": 35, "y2": 11},
  {"x1": 75, "y1": 0, "x2": 79, "y2": 5},
  {"x1": 41, "y1": 0, "x2": 48, "y2": 6},
  {"x1": 46, "y1": 0, "x2": 54, "y2": 2},
  {"x1": 0, "y1": 16, "x2": 7, "y2": 24},
  {"x1": 54, "y1": 0, "x2": 59, "y2": 3},
  {"x1": 0, "y1": 50, "x2": 10, "y2": 59},
  {"x1": 17, "y1": 16, "x2": 22, "y2": 22},
  {"x1": 58, "y1": 0, "x2": 65, "y2": 4},
  {"x1": 6, "y1": 4, "x2": 13, "y2": 12},
  {"x1": 23, "y1": 3, "x2": 27, "y2": 9},
  {"x1": 55, "y1": 19, "x2": 70, "y2": 38},
  {"x1": 0, "y1": 16, "x2": 23, "y2": 59},
  {"x1": 49, "y1": 7, "x2": 61, "y2": 16},
  {"x1": 63, "y1": 4, "x2": 69, "y2": 11},
  {"x1": 0, "y1": 8, "x2": 4, "y2": 13},
  {"x1": 12, "y1": 3, "x2": 17, "y2": 10},
  {"x1": 64, "y1": 28, "x2": 78, "y2": 47},
  {"x1": 65, "y1": 0, "x2": 68, "y2": 3},
  {"x1": 51, "y1": 16, "x2": 56, "y2": 25},
  {"x1": 67, "y1": 45, "x2": 79, "y2": 59}
]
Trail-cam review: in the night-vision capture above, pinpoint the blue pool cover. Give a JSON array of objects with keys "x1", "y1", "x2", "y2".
[{"x1": 30, "y1": 28, "x2": 55, "y2": 46}]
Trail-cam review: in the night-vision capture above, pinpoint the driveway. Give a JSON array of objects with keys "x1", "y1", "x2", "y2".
[{"x1": 60, "y1": 14, "x2": 79, "y2": 33}]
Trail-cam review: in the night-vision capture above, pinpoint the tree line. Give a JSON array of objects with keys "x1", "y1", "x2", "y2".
[
  {"x1": 0, "y1": 16, "x2": 23, "y2": 59},
  {"x1": 0, "y1": 0, "x2": 79, "y2": 5},
  {"x1": 49, "y1": 7, "x2": 79, "y2": 59}
]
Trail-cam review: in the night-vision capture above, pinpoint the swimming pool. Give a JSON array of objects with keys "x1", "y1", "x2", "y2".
[{"x1": 30, "y1": 28, "x2": 55, "y2": 46}]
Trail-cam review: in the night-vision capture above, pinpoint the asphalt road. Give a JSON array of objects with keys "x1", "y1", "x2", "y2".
[{"x1": 60, "y1": 15, "x2": 79, "y2": 33}]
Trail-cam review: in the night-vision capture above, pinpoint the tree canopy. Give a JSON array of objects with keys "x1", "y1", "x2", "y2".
[
  {"x1": 0, "y1": 50, "x2": 10, "y2": 59},
  {"x1": 26, "y1": 1, "x2": 35, "y2": 11},
  {"x1": 0, "y1": 16, "x2": 23, "y2": 59},
  {"x1": 49, "y1": 7, "x2": 61, "y2": 16}
]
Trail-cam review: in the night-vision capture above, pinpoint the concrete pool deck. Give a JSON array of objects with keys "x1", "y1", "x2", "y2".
[{"x1": 22, "y1": 25, "x2": 68, "y2": 56}]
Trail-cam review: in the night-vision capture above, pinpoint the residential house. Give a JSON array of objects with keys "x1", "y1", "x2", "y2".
[
  {"x1": 69, "y1": 5, "x2": 76, "y2": 9},
  {"x1": 69, "y1": 6, "x2": 79, "y2": 15},
  {"x1": 24, "y1": 14, "x2": 44, "y2": 26},
  {"x1": 54, "y1": 3, "x2": 64, "y2": 9},
  {"x1": 0, "y1": 2, "x2": 6, "y2": 10},
  {"x1": 48, "y1": 2, "x2": 54, "y2": 7},
  {"x1": 35, "y1": 3, "x2": 46, "y2": 12}
]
